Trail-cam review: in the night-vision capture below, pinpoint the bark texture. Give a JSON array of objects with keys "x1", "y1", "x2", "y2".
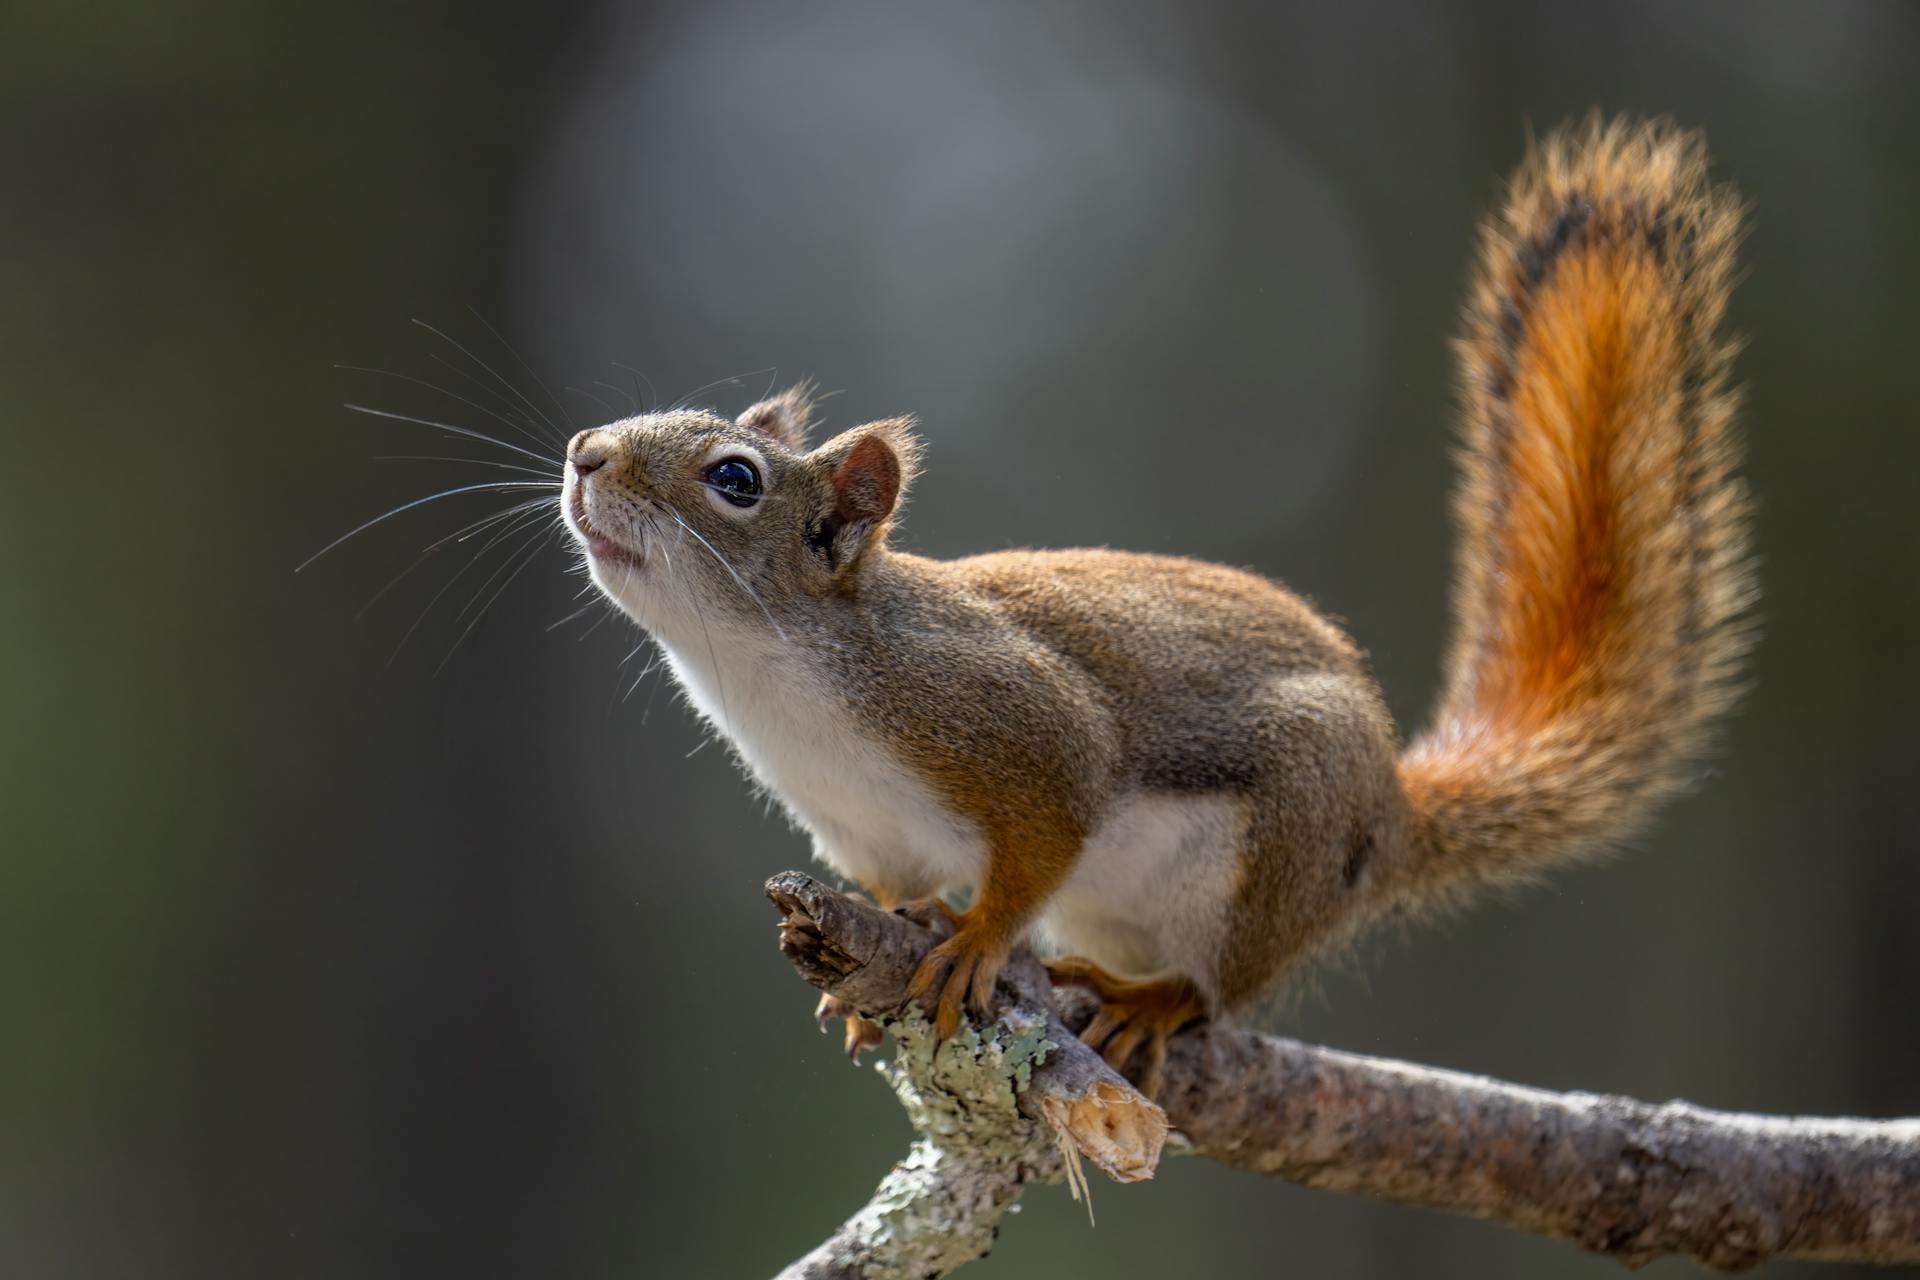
[
  {"x1": 1149, "y1": 1014, "x2": 1920, "y2": 1269},
  {"x1": 766, "y1": 872, "x2": 1920, "y2": 1276},
  {"x1": 768, "y1": 872, "x2": 1164, "y2": 1279}
]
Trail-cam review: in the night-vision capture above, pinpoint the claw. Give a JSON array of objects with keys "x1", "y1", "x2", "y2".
[
  {"x1": 1100, "y1": 1022, "x2": 1149, "y2": 1076},
  {"x1": 814, "y1": 991, "x2": 845, "y2": 1034},
  {"x1": 1080, "y1": 1002, "x2": 1127, "y2": 1050},
  {"x1": 1137, "y1": 1028, "x2": 1171, "y2": 1101},
  {"x1": 907, "y1": 926, "x2": 1010, "y2": 1043},
  {"x1": 843, "y1": 1016, "x2": 884, "y2": 1059},
  {"x1": 814, "y1": 992, "x2": 885, "y2": 1062},
  {"x1": 1047, "y1": 956, "x2": 1206, "y2": 1100}
]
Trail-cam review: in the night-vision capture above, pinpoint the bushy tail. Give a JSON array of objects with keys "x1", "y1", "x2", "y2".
[{"x1": 1396, "y1": 117, "x2": 1755, "y2": 906}]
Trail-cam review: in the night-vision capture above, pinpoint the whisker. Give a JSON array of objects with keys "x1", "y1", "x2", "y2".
[
  {"x1": 545, "y1": 600, "x2": 601, "y2": 633},
  {"x1": 354, "y1": 496, "x2": 555, "y2": 619},
  {"x1": 613, "y1": 545, "x2": 652, "y2": 708},
  {"x1": 564, "y1": 385, "x2": 618, "y2": 418},
  {"x1": 412, "y1": 317, "x2": 568, "y2": 444},
  {"x1": 616, "y1": 532, "x2": 671, "y2": 717},
  {"x1": 342, "y1": 403, "x2": 561, "y2": 468},
  {"x1": 593, "y1": 379, "x2": 639, "y2": 415},
  {"x1": 672, "y1": 366, "x2": 777, "y2": 413},
  {"x1": 612, "y1": 362, "x2": 659, "y2": 414},
  {"x1": 467, "y1": 306, "x2": 577, "y2": 436},
  {"x1": 638, "y1": 654, "x2": 666, "y2": 722},
  {"x1": 446, "y1": 497, "x2": 561, "y2": 545},
  {"x1": 450, "y1": 510, "x2": 565, "y2": 625},
  {"x1": 424, "y1": 353, "x2": 559, "y2": 441},
  {"x1": 436, "y1": 523, "x2": 562, "y2": 674},
  {"x1": 297, "y1": 479, "x2": 559, "y2": 573},
  {"x1": 671, "y1": 526, "x2": 734, "y2": 744},
  {"x1": 575, "y1": 607, "x2": 611, "y2": 642},
  {"x1": 376, "y1": 453, "x2": 559, "y2": 479},
  {"x1": 621, "y1": 643, "x2": 661, "y2": 704},
  {"x1": 386, "y1": 502, "x2": 558, "y2": 664},
  {"x1": 336, "y1": 363, "x2": 558, "y2": 458},
  {"x1": 659, "y1": 505, "x2": 788, "y2": 641}
]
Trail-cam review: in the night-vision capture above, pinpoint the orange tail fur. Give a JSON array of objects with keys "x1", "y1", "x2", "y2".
[{"x1": 1397, "y1": 117, "x2": 1755, "y2": 905}]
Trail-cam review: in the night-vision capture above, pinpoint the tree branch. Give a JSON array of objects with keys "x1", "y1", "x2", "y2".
[
  {"x1": 767, "y1": 872, "x2": 1166, "y2": 1279},
  {"x1": 765, "y1": 872, "x2": 1920, "y2": 1276}
]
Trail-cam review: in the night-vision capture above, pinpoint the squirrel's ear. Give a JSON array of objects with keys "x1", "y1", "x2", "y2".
[
  {"x1": 810, "y1": 418, "x2": 921, "y2": 569},
  {"x1": 737, "y1": 382, "x2": 815, "y2": 450}
]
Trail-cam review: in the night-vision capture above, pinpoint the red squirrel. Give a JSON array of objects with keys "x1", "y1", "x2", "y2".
[{"x1": 560, "y1": 118, "x2": 1753, "y2": 1096}]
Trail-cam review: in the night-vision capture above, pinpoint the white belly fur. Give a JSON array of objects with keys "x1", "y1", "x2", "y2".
[
  {"x1": 662, "y1": 633, "x2": 1242, "y2": 999},
  {"x1": 660, "y1": 636, "x2": 985, "y2": 899},
  {"x1": 1039, "y1": 792, "x2": 1245, "y2": 1003}
]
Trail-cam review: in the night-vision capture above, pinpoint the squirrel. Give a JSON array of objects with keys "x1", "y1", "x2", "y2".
[{"x1": 560, "y1": 116, "x2": 1754, "y2": 1096}]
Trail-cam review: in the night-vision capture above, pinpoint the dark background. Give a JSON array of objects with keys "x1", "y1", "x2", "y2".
[{"x1": 6, "y1": 2, "x2": 1919, "y2": 1276}]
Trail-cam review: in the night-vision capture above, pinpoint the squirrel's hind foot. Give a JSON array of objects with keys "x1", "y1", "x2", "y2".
[{"x1": 1047, "y1": 958, "x2": 1206, "y2": 1099}]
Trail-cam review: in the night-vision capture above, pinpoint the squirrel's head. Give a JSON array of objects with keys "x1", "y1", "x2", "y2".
[{"x1": 561, "y1": 383, "x2": 921, "y2": 640}]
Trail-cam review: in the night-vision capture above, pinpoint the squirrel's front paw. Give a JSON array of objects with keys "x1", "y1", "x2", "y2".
[
  {"x1": 906, "y1": 924, "x2": 1009, "y2": 1042},
  {"x1": 814, "y1": 992, "x2": 885, "y2": 1061}
]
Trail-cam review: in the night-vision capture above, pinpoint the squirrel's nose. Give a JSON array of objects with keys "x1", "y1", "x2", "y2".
[{"x1": 569, "y1": 430, "x2": 613, "y2": 478}]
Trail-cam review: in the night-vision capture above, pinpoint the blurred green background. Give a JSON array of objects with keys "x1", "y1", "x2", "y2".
[{"x1": 5, "y1": 1, "x2": 1918, "y2": 1276}]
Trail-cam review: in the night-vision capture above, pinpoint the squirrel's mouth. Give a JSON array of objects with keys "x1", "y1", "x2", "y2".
[
  {"x1": 569, "y1": 489, "x2": 645, "y2": 571},
  {"x1": 586, "y1": 533, "x2": 641, "y2": 569}
]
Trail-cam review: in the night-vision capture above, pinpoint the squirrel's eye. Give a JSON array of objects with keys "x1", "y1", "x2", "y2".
[{"x1": 705, "y1": 458, "x2": 762, "y2": 508}]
